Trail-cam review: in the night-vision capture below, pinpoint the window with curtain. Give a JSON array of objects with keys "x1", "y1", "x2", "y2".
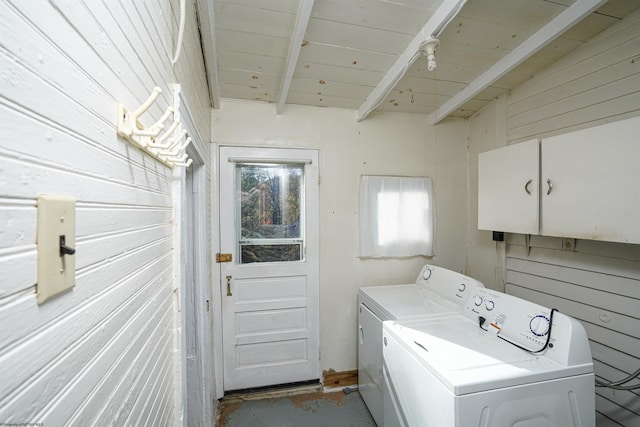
[{"x1": 359, "y1": 176, "x2": 435, "y2": 258}]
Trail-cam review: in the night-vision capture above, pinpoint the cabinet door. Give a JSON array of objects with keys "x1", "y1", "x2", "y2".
[
  {"x1": 478, "y1": 139, "x2": 540, "y2": 234},
  {"x1": 541, "y1": 116, "x2": 640, "y2": 243}
]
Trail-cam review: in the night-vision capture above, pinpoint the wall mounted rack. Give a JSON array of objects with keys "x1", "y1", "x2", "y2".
[{"x1": 117, "y1": 86, "x2": 193, "y2": 168}]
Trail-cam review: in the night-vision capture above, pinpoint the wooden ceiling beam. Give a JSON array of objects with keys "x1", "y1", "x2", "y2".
[
  {"x1": 277, "y1": 0, "x2": 315, "y2": 115},
  {"x1": 428, "y1": 0, "x2": 608, "y2": 124},
  {"x1": 356, "y1": 0, "x2": 468, "y2": 122}
]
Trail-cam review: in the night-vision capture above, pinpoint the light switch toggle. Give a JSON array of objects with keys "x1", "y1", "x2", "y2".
[{"x1": 59, "y1": 235, "x2": 76, "y2": 256}]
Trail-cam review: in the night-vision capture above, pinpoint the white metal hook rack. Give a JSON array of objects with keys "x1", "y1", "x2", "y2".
[{"x1": 117, "y1": 86, "x2": 193, "y2": 168}]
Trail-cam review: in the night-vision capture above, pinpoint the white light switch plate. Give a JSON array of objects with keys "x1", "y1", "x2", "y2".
[{"x1": 37, "y1": 195, "x2": 76, "y2": 304}]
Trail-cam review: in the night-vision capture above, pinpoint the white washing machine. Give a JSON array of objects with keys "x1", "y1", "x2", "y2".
[
  {"x1": 383, "y1": 287, "x2": 595, "y2": 427},
  {"x1": 358, "y1": 265, "x2": 484, "y2": 426}
]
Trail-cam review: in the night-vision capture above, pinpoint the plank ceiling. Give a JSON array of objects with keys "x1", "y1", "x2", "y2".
[{"x1": 197, "y1": 0, "x2": 640, "y2": 122}]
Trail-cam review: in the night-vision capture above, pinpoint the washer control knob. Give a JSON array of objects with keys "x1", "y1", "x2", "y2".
[
  {"x1": 530, "y1": 315, "x2": 550, "y2": 337},
  {"x1": 474, "y1": 295, "x2": 483, "y2": 306},
  {"x1": 422, "y1": 267, "x2": 432, "y2": 281},
  {"x1": 458, "y1": 283, "x2": 466, "y2": 292},
  {"x1": 485, "y1": 300, "x2": 495, "y2": 311}
]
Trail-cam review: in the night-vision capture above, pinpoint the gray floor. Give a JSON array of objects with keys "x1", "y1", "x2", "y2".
[{"x1": 218, "y1": 389, "x2": 376, "y2": 427}]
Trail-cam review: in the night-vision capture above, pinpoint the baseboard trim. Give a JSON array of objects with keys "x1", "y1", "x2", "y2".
[{"x1": 322, "y1": 369, "x2": 358, "y2": 388}]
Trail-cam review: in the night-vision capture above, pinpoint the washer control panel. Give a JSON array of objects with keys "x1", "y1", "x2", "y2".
[
  {"x1": 463, "y1": 288, "x2": 553, "y2": 351},
  {"x1": 458, "y1": 289, "x2": 593, "y2": 366}
]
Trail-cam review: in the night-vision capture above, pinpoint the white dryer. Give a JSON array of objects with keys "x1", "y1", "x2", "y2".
[
  {"x1": 383, "y1": 288, "x2": 595, "y2": 427},
  {"x1": 358, "y1": 265, "x2": 484, "y2": 426}
]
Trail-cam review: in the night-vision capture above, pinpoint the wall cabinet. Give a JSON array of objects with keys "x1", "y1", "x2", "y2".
[
  {"x1": 478, "y1": 138, "x2": 540, "y2": 235},
  {"x1": 478, "y1": 115, "x2": 640, "y2": 245}
]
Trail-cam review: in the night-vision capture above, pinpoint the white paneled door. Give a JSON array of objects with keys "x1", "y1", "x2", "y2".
[{"x1": 219, "y1": 146, "x2": 320, "y2": 391}]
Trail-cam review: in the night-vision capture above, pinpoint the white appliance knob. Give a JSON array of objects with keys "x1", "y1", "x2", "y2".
[
  {"x1": 530, "y1": 315, "x2": 550, "y2": 337},
  {"x1": 474, "y1": 295, "x2": 483, "y2": 306},
  {"x1": 423, "y1": 267, "x2": 432, "y2": 281},
  {"x1": 458, "y1": 283, "x2": 466, "y2": 292},
  {"x1": 485, "y1": 300, "x2": 495, "y2": 311}
]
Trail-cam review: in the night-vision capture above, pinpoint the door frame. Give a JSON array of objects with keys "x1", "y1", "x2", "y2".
[
  {"x1": 211, "y1": 143, "x2": 224, "y2": 399},
  {"x1": 212, "y1": 144, "x2": 320, "y2": 394},
  {"x1": 173, "y1": 85, "x2": 215, "y2": 423},
  {"x1": 175, "y1": 146, "x2": 212, "y2": 424}
]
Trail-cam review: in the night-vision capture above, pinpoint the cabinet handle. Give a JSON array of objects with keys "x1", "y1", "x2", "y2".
[
  {"x1": 524, "y1": 179, "x2": 532, "y2": 195},
  {"x1": 546, "y1": 179, "x2": 553, "y2": 195},
  {"x1": 226, "y1": 275, "x2": 232, "y2": 296}
]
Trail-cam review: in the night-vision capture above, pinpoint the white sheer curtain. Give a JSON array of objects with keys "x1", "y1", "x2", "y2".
[{"x1": 359, "y1": 176, "x2": 435, "y2": 258}]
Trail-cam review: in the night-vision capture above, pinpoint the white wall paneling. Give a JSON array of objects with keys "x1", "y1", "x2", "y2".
[
  {"x1": 468, "y1": 8, "x2": 640, "y2": 425},
  {"x1": 171, "y1": 0, "x2": 211, "y2": 135},
  {"x1": 0, "y1": 0, "x2": 211, "y2": 425},
  {"x1": 507, "y1": 8, "x2": 640, "y2": 141},
  {"x1": 466, "y1": 94, "x2": 508, "y2": 291},
  {"x1": 505, "y1": 236, "x2": 640, "y2": 427}
]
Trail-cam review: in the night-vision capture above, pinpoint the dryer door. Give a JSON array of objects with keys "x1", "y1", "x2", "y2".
[{"x1": 358, "y1": 302, "x2": 383, "y2": 426}]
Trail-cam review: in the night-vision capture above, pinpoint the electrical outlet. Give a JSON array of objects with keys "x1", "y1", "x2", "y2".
[
  {"x1": 561, "y1": 238, "x2": 576, "y2": 252},
  {"x1": 37, "y1": 195, "x2": 76, "y2": 304}
]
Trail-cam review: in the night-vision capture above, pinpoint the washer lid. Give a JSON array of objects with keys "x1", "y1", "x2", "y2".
[
  {"x1": 359, "y1": 284, "x2": 460, "y2": 320},
  {"x1": 384, "y1": 317, "x2": 593, "y2": 395}
]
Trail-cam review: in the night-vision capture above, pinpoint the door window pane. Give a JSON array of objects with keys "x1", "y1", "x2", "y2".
[
  {"x1": 241, "y1": 243, "x2": 302, "y2": 264},
  {"x1": 236, "y1": 163, "x2": 304, "y2": 263}
]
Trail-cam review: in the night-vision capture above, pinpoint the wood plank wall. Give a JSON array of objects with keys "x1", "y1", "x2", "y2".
[
  {"x1": 508, "y1": 8, "x2": 640, "y2": 142},
  {"x1": 0, "y1": 0, "x2": 210, "y2": 425},
  {"x1": 503, "y1": 8, "x2": 640, "y2": 427},
  {"x1": 505, "y1": 237, "x2": 640, "y2": 426}
]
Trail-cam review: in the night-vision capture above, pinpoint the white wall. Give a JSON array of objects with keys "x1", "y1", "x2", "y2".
[
  {"x1": 0, "y1": 0, "x2": 210, "y2": 425},
  {"x1": 212, "y1": 101, "x2": 468, "y2": 373},
  {"x1": 468, "y1": 9, "x2": 640, "y2": 426},
  {"x1": 466, "y1": 95, "x2": 508, "y2": 290}
]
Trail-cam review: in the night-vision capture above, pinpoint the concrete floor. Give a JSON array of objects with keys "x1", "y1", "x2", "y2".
[{"x1": 218, "y1": 388, "x2": 376, "y2": 427}]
